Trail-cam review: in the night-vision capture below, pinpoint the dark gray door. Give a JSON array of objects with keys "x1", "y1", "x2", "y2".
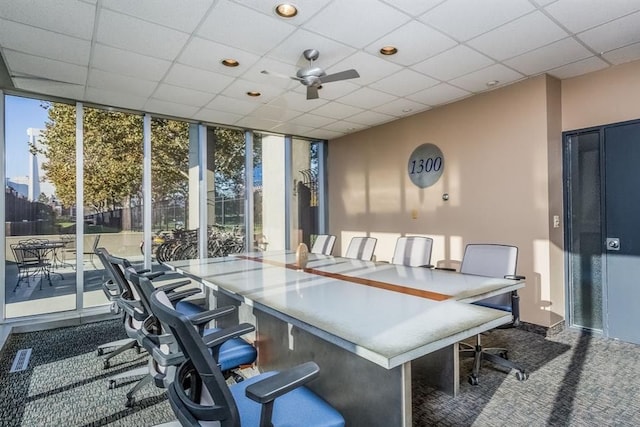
[{"x1": 604, "y1": 122, "x2": 640, "y2": 344}]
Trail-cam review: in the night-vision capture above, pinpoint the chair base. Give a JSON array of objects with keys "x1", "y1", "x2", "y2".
[
  {"x1": 98, "y1": 338, "x2": 141, "y2": 369},
  {"x1": 461, "y1": 336, "x2": 529, "y2": 385}
]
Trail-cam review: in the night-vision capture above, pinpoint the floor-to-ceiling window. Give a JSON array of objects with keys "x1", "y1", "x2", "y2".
[
  {"x1": 4, "y1": 96, "x2": 77, "y2": 317},
  {"x1": 82, "y1": 106, "x2": 144, "y2": 308}
]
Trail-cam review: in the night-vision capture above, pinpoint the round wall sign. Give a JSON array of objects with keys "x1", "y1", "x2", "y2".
[{"x1": 408, "y1": 143, "x2": 444, "y2": 188}]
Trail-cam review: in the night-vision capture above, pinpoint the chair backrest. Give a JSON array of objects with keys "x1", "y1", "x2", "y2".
[
  {"x1": 151, "y1": 289, "x2": 240, "y2": 426},
  {"x1": 391, "y1": 236, "x2": 433, "y2": 267},
  {"x1": 345, "y1": 237, "x2": 377, "y2": 261},
  {"x1": 311, "y1": 234, "x2": 336, "y2": 255},
  {"x1": 460, "y1": 244, "x2": 519, "y2": 314},
  {"x1": 460, "y1": 244, "x2": 518, "y2": 278},
  {"x1": 91, "y1": 234, "x2": 101, "y2": 251}
]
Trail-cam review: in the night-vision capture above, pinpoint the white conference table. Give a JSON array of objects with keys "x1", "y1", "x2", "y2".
[{"x1": 167, "y1": 250, "x2": 524, "y2": 427}]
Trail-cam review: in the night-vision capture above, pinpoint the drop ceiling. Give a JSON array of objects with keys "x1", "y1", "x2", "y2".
[{"x1": 1, "y1": 0, "x2": 640, "y2": 140}]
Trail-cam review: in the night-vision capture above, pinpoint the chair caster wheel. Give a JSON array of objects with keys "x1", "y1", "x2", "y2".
[
  {"x1": 108, "y1": 380, "x2": 116, "y2": 390},
  {"x1": 516, "y1": 371, "x2": 529, "y2": 381},
  {"x1": 125, "y1": 398, "x2": 134, "y2": 408},
  {"x1": 135, "y1": 346, "x2": 141, "y2": 354},
  {"x1": 468, "y1": 375, "x2": 479, "y2": 386},
  {"x1": 103, "y1": 360, "x2": 110, "y2": 369},
  {"x1": 499, "y1": 351, "x2": 508, "y2": 359},
  {"x1": 97, "y1": 348, "x2": 104, "y2": 356}
]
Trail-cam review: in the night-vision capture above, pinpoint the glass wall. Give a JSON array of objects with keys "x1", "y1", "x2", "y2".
[
  {"x1": 206, "y1": 126, "x2": 246, "y2": 256},
  {"x1": 2, "y1": 94, "x2": 328, "y2": 322},
  {"x1": 82, "y1": 106, "x2": 143, "y2": 308},
  {"x1": 4, "y1": 96, "x2": 77, "y2": 317},
  {"x1": 149, "y1": 118, "x2": 199, "y2": 262}
]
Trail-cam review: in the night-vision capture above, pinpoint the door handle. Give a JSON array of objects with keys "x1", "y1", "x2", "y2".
[{"x1": 606, "y1": 238, "x2": 620, "y2": 251}]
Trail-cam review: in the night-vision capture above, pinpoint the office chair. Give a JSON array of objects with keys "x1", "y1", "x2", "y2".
[
  {"x1": 344, "y1": 236, "x2": 377, "y2": 261},
  {"x1": 150, "y1": 288, "x2": 345, "y2": 427},
  {"x1": 458, "y1": 244, "x2": 528, "y2": 385},
  {"x1": 391, "y1": 236, "x2": 434, "y2": 267},
  {"x1": 311, "y1": 234, "x2": 336, "y2": 255},
  {"x1": 94, "y1": 247, "x2": 141, "y2": 367},
  {"x1": 120, "y1": 267, "x2": 257, "y2": 407}
]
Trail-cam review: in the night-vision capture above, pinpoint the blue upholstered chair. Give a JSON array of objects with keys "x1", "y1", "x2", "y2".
[{"x1": 150, "y1": 288, "x2": 345, "y2": 427}]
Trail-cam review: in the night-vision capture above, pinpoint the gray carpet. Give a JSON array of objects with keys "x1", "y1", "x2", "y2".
[{"x1": 1, "y1": 320, "x2": 639, "y2": 426}]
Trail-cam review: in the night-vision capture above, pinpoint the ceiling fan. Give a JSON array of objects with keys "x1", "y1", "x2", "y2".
[{"x1": 261, "y1": 49, "x2": 360, "y2": 100}]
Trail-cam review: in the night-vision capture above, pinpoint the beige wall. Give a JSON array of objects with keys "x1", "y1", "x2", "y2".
[
  {"x1": 562, "y1": 59, "x2": 640, "y2": 131},
  {"x1": 328, "y1": 74, "x2": 565, "y2": 327}
]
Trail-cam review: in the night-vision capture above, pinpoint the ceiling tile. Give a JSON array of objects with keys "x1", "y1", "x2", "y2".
[
  {"x1": 602, "y1": 42, "x2": 640, "y2": 65},
  {"x1": 267, "y1": 90, "x2": 330, "y2": 113},
  {"x1": 310, "y1": 102, "x2": 363, "y2": 120},
  {"x1": 164, "y1": 64, "x2": 235, "y2": 94},
  {"x1": 286, "y1": 113, "x2": 337, "y2": 128},
  {"x1": 266, "y1": 29, "x2": 357, "y2": 69},
  {"x1": 412, "y1": 45, "x2": 494, "y2": 81},
  {"x1": 305, "y1": 128, "x2": 346, "y2": 140},
  {"x1": 504, "y1": 37, "x2": 592, "y2": 75},
  {"x1": 13, "y1": 78, "x2": 86, "y2": 100},
  {"x1": 152, "y1": 84, "x2": 215, "y2": 107},
  {"x1": 241, "y1": 57, "x2": 299, "y2": 91},
  {"x1": 546, "y1": 56, "x2": 609, "y2": 79},
  {"x1": 382, "y1": 0, "x2": 445, "y2": 16},
  {"x1": 248, "y1": 105, "x2": 301, "y2": 122},
  {"x1": 88, "y1": 69, "x2": 157, "y2": 97},
  {"x1": 86, "y1": 87, "x2": 148, "y2": 110},
  {"x1": 346, "y1": 110, "x2": 396, "y2": 126},
  {"x1": 197, "y1": 1, "x2": 295, "y2": 55},
  {"x1": 178, "y1": 37, "x2": 261, "y2": 77},
  {"x1": 448, "y1": 64, "x2": 524, "y2": 92},
  {"x1": 0, "y1": 19, "x2": 91, "y2": 65},
  {"x1": 373, "y1": 98, "x2": 430, "y2": 117},
  {"x1": 370, "y1": 69, "x2": 439, "y2": 96},
  {"x1": 530, "y1": 0, "x2": 556, "y2": 5},
  {"x1": 406, "y1": 82, "x2": 470, "y2": 106},
  {"x1": 305, "y1": 0, "x2": 411, "y2": 49},
  {"x1": 467, "y1": 11, "x2": 568, "y2": 60},
  {"x1": 327, "y1": 120, "x2": 369, "y2": 134},
  {"x1": 221, "y1": 78, "x2": 286, "y2": 103},
  {"x1": 544, "y1": 0, "x2": 640, "y2": 33},
  {"x1": 336, "y1": 87, "x2": 399, "y2": 109},
  {"x1": 337, "y1": 51, "x2": 403, "y2": 86},
  {"x1": 235, "y1": 116, "x2": 282, "y2": 131},
  {"x1": 420, "y1": 0, "x2": 534, "y2": 41},
  {"x1": 91, "y1": 44, "x2": 171, "y2": 81},
  {"x1": 365, "y1": 20, "x2": 457, "y2": 66},
  {"x1": 144, "y1": 98, "x2": 200, "y2": 118},
  {"x1": 96, "y1": 9, "x2": 190, "y2": 61},
  {"x1": 232, "y1": 0, "x2": 331, "y2": 25},
  {"x1": 4, "y1": 50, "x2": 88, "y2": 85},
  {"x1": 578, "y1": 11, "x2": 640, "y2": 54},
  {"x1": 206, "y1": 95, "x2": 260, "y2": 115},
  {"x1": 0, "y1": 0, "x2": 95, "y2": 39},
  {"x1": 193, "y1": 108, "x2": 243, "y2": 125},
  {"x1": 102, "y1": 0, "x2": 214, "y2": 32},
  {"x1": 270, "y1": 122, "x2": 315, "y2": 136}
]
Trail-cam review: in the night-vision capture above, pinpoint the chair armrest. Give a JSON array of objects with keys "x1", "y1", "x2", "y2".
[
  {"x1": 203, "y1": 323, "x2": 255, "y2": 349},
  {"x1": 118, "y1": 299, "x2": 147, "y2": 321},
  {"x1": 245, "y1": 361, "x2": 320, "y2": 404},
  {"x1": 435, "y1": 267, "x2": 457, "y2": 271},
  {"x1": 141, "y1": 271, "x2": 164, "y2": 280},
  {"x1": 187, "y1": 305, "x2": 236, "y2": 326},
  {"x1": 151, "y1": 346, "x2": 185, "y2": 367},
  {"x1": 167, "y1": 289, "x2": 201, "y2": 303},
  {"x1": 419, "y1": 264, "x2": 434, "y2": 269},
  {"x1": 504, "y1": 274, "x2": 526, "y2": 280},
  {"x1": 157, "y1": 279, "x2": 193, "y2": 293}
]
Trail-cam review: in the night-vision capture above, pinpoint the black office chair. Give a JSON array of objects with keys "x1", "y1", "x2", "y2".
[
  {"x1": 150, "y1": 288, "x2": 345, "y2": 427},
  {"x1": 119, "y1": 267, "x2": 258, "y2": 408},
  {"x1": 457, "y1": 244, "x2": 529, "y2": 385}
]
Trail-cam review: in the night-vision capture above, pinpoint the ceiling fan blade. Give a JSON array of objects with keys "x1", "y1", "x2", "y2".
[
  {"x1": 321, "y1": 69, "x2": 360, "y2": 84},
  {"x1": 260, "y1": 70, "x2": 302, "y2": 82},
  {"x1": 307, "y1": 86, "x2": 319, "y2": 100}
]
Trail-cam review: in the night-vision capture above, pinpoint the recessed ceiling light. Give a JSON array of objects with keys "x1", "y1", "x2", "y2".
[
  {"x1": 221, "y1": 59, "x2": 239, "y2": 67},
  {"x1": 246, "y1": 91, "x2": 261, "y2": 97},
  {"x1": 380, "y1": 46, "x2": 398, "y2": 56},
  {"x1": 402, "y1": 108, "x2": 413, "y2": 113},
  {"x1": 486, "y1": 80, "x2": 499, "y2": 87},
  {"x1": 275, "y1": 3, "x2": 298, "y2": 18}
]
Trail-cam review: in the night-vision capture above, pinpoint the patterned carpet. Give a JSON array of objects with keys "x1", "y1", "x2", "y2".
[{"x1": 1, "y1": 320, "x2": 639, "y2": 426}]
